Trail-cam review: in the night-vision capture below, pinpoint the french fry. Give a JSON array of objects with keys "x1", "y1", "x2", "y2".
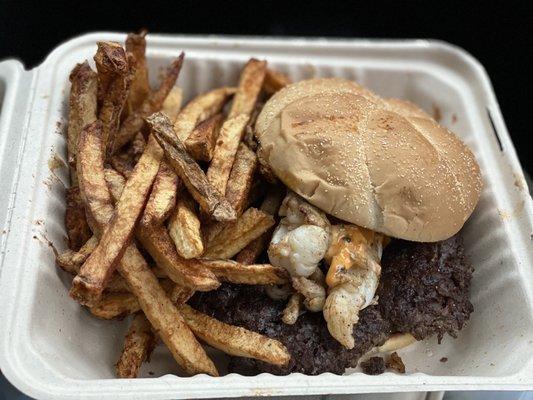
[
  {"x1": 117, "y1": 246, "x2": 218, "y2": 376},
  {"x1": 94, "y1": 41, "x2": 129, "y2": 105},
  {"x1": 205, "y1": 113, "x2": 249, "y2": 196},
  {"x1": 125, "y1": 30, "x2": 150, "y2": 114},
  {"x1": 170, "y1": 285, "x2": 196, "y2": 305},
  {"x1": 167, "y1": 190, "x2": 204, "y2": 259},
  {"x1": 104, "y1": 168, "x2": 127, "y2": 202},
  {"x1": 103, "y1": 158, "x2": 216, "y2": 291},
  {"x1": 56, "y1": 236, "x2": 98, "y2": 273},
  {"x1": 94, "y1": 42, "x2": 133, "y2": 156},
  {"x1": 140, "y1": 163, "x2": 179, "y2": 227},
  {"x1": 68, "y1": 108, "x2": 217, "y2": 375},
  {"x1": 67, "y1": 62, "x2": 97, "y2": 185},
  {"x1": 116, "y1": 313, "x2": 156, "y2": 379},
  {"x1": 161, "y1": 87, "x2": 183, "y2": 123},
  {"x1": 204, "y1": 208, "x2": 275, "y2": 259},
  {"x1": 148, "y1": 112, "x2": 236, "y2": 222},
  {"x1": 71, "y1": 135, "x2": 163, "y2": 306},
  {"x1": 179, "y1": 304, "x2": 290, "y2": 366},
  {"x1": 65, "y1": 186, "x2": 92, "y2": 251},
  {"x1": 202, "y1": 260, "x2": 288, "y2": 285},
  {"x1": 89, "y1": 292, "x2": 140, "y2": 320},
  {"x1": 75, "y1": 121, "x2": 115, "y2": 232},
  {"x1": 225, "y1": 143, "x2": 258, "y2": 216},
  {"x1": 228, "y1": 59, "x2": 267, "y2": 118},
  {"x1": 137, "y1": 224, "x2": 219, "y2": 291},
  {"x1": 263, "y1": 68, "x2": 291, "y2": 95},
  {"x1": 173, "y1": 87, "x2": 236, "y2": 141},
  {"x1": 184, "y1": 113, "x2": 223, "y2": 162},
  {"x1": 113, "y1": 54, "x2": 184, "y2": 153},
  {"x1": 235, "y1": 187, "x2": 285, "y2": 264}
]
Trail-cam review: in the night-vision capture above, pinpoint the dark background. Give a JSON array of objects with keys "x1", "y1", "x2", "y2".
[{"x1": 1, "y1": 0, "x2": 531, "y2": 174}]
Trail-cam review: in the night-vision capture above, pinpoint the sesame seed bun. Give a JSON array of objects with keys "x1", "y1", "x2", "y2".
[{"x1": 255, "y1": 78, "x2": 482, "y2": 242}]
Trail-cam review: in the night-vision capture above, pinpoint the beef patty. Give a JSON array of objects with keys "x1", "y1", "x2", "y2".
[{"x1": 189, "y1": 235, "x2": 474, "y2": 375}]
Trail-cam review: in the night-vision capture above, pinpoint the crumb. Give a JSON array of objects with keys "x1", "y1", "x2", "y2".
[
  {"x1": 360, "y1": 356, "x2": 386, "y2": 375},
  {"x1": 386, "y1": 352, "x2": 406, "y2": 373},
  {"x1": 33, "y1": 235, "x2": 38, "y2": 239},
  {"x1": 432, "y1": 104, "x2": 442, "y2": 122},
  {"x1": 440, "y1": 357, "x2": 448, "y2": 363},
  {"x1": 451, "y1": 114, "x2": 458, "y2": 124},
  {"x1": 148, "y1": 371, "x2": 154, "y2": 376},
  {"x1": 513, "y1": 173, "x2": 524, "y2": 191},
  {"x1": 490, "y1": 363, "x2": 495, "y2": 366}
]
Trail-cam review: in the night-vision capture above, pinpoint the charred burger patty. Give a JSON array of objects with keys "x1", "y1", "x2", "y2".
[{"x1": 190, "y1": 235, "x2": 474, "y2": 375}]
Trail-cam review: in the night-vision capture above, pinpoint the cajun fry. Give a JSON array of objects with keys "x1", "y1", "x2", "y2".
[
  {"x1": 204, "y1": 208, "x2": 275, "y2": 259},
  {"x1": 148, "y1": 112, "x2": 236, "y2": 222},
  {"x1": 140, "y1": 163, "x2": 179, "y2": 227},
  {"x1": 113, "y1": 54, "x2": 184, "y2": 153},
  {"x1": 170, "y1": 285, "x2": 196, "y2": 305},
  {"x1": 228, "y1": 58, "x2": 267, "y2": 118},
  {"x1": 184, "y1": 113, "x2": 223, "y2": 162},
  {"x1": 179, "y1": 304, "x2": 290, "y2": 366},
  {"x1": 89, "y1": 292, "x2": 140, "y2": 320},
  {"x1": 263, "y1": 68, "x2": 291, "y2": 95},
  {"x1": 137, "y1": 224, "x2": 219, "y2": 291},
  {"x1": 71, "y1": 135, "x2": 163, "y2": 306},
  {"x1": 125, "y1": 30, "x2": 150, "y2": 114},
  {"x1": 205, "y1": 113, "x2": 249, "y2": 196},
  {"x1": 67, "y1": 62, "x2": 97, "y2": 185},
  {"x1": 56, "y1": 236, "x2": 98, "y2": 273},
  {"x1": 94, "y1": 42, "x2": 133, "y2": 156},
  {"x1": 161, "y1": 87, "x2": 183, "y2": 123},
  {"x1": 116, "y1": 313, "x2": 156, "y2": 379},
  {"x1": 173, "y1": 87, "x2": 236, "y2": 141},
  {"x1": 117, "y1": 246, "x2": 218, "y2": 376},
  {"x1": 225, "y1": 143, "x2": 258, "y2": 216},
  {"x1": 104, "y1": 168, "x2": 127, "y2": 202},
  {"x1": 282, "y1": 293, "x2": 303, "y2": 325},
  {"x1": 202, "y1": 260, "x2": 288, "y2": 285},
  {"x1": 168, "y1": 190, "x2": 204, "y2": 259},
  {"x1": 65, "y1": 186, "x2": 92, "y2": 251}
]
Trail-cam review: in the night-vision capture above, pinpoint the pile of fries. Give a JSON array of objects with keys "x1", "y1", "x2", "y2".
[{"x1": 57, "y1": 30, "x2": 293, "y2": 378}]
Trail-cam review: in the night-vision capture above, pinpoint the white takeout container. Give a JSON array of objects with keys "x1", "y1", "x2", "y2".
[{"x1": 0, "y1": 33, "x2": 532, "y2": 400}]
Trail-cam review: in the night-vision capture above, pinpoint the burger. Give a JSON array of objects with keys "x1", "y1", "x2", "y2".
[{"x1": 191, "y1": 77, "x2": 482, "y2": 375}]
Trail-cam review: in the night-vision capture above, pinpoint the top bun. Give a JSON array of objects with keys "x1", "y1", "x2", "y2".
[{"x1": 255, "y1": 78, "x2": 482, "y2": 242}]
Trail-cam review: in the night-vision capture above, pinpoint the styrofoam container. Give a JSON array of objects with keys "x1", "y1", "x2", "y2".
[{"x1": 0, "y1": 33, "x2": 532, "y2": 399}]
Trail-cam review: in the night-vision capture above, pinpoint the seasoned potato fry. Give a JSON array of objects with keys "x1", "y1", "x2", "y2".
[
  {"x1": 179, "y1": 304, "x2": 290, "y2": 366},
  {"x1": 71, "y1": 135, "x2": 163, "y2": 306},
  {"x1": 282, "y1": 293, "x2": 303, "y2": 325},
  {"x1": 173, "y1": 87, "x2": 236, "y2": 141},
  {"x1": 75, "y1": 121, "x2": 115, "y2": 232},
  {"x1": 116, "y1": 313, "x2": 156, "y2": 379},
  {"x1": 170, "y1": 285, "x2": 196, "y2": 305},
  {"x1": 225, "y1": 143, "x2": 258, "y2": 216},
  {"x1": 89, "y1": 292, "x2": 140, "y2": 320},
  {"x1": 56, "y1": 236, "x2": 98, "y2": 274},
  {"x1": 148, "y1": 112, "x2": 236, "y2": 222},
  {"x1": 161, "y1": 87, "x2": 183, "y2": 123},
  {"x1": 184, "y1": 113, "x2": 223, "y2": 162},
  {"x1": 141, "y1": 163, "x2": 179, "y2": 227},
  {"x1": 113, "y1": 54, "x2": 184, "y2": 153},
  {"x1": 117, "y1": 246, "x2": 218, "y2": 376},
  {"x1": 94, "y1": 41, "x2": 129, "y2": 105},
  {"x1": 94, "y1": 42, "x2": 133, "y2": 156},
  {"x1": 228, "y1": 59, "x2": 267, "y2": 118},
  {"x1": 65, "y1": 186, "x2": 92, "y2": 251},
  {"x1": 263, "y1": 68, "x2": 291, "y2": 95},
  {"x1": 202, "y1": 260, "x2": 288, "y2": 285},
  {"x1": 66, "y1": 101, "x2": 217, "y2": 375},
  {"x1": 104, "y1": 168, "x2": 127, "y2": 202},
  {"x1": 168, "y1": 190, "x2": 204, "y2": 259},
  {"x1": 204, "y1": 208, "x2": 275, "y2": 259},
  {"x1": 67, "y1": 62, "x2": 97, "y2": 185},
  {"x1": 205, "y1": 113, "x2": 249, "y2": 196},
  {"x1": 137, "y1": 224, "x2": 219, "y2": 291},
  {"x1": 125, "y1": 30, "x2": 150, "y2": 114}
]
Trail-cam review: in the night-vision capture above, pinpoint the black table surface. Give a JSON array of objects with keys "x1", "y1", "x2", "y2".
[{"x1": 1, "y1": 0, "x2": 531, "y2": 174}]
